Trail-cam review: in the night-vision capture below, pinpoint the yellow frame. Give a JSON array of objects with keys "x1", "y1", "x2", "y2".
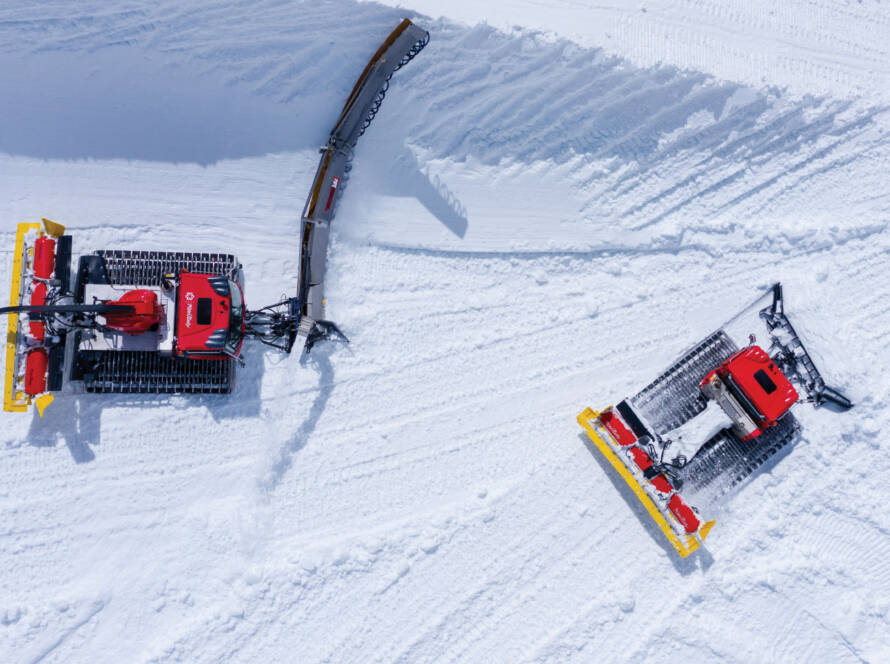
[
  {"x1": 5, "y1": 219, "x2": 64, "y2": 415},
  {"x1": 4, "y1": 222, "x2": 41, "y2": 412},
  {"x1": 577, "y1": 406, "x2": 715, "y2": 557}
]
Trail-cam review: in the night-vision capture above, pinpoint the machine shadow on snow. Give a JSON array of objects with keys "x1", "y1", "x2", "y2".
[
  {"x1": 580, "y1": 428, "x2": 797, "y2": 570},
  {"x1": 0, "y1": 1, "x2": 883, "y2": 235},
  {"x1": 26, "y1": 397, "x2": 100, "y2": 463},
  {"x1": 260, "y1": 348, "x2": 335, "y2": 492},
  {"x1": 388, "y1": 21, "x2": 886, "y2": 232},
  {"x1": 24, "y1": 346, "x2": 267, "y2": 463},
  {"x1": 357, "y1": 136, "x2": 469, "y2": 238}
]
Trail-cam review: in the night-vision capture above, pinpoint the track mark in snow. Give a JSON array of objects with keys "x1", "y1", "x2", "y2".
[
  {"x1": 347, "y1": 21, "x2": 890, "y2": 251},
  {"x1": 19, "y1": 599, "x2": 105, "y2": 664},
  {"x1": 1, "y1": 2, "x2": 889, "y2": 662},
  {"x1": 259, "y1": 353, "x2": 335, "y2": 493}
]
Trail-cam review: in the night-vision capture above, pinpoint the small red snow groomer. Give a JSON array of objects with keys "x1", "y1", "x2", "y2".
[
  {"x1": 2, "y1": 20, "x2": 429, "y2": 417},
  {"x1": 578, "y1": 284, "x2": 851, "y2": 557}
]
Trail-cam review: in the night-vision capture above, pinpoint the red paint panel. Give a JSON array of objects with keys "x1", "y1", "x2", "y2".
[
  {"x1": 722, "y1": 345, "x2": 798, "y2": 423},
  {"x1": 104, "y1": 289, "x2": 162, "y2": 335},
  {"x1": 668, "y1": 494, "x2": 700, "y2": 534},
  {"x1": 628, "y1": 446, "x2": 653, "y2": 472},
  {"x1": 25, "y1": 348, "x2": 48, "y2": 395},
  {"x1": 176, "y1": 272, "x2": 229, "y2": 355},
  {"x1": 599, "y1": 410, "x2": 637, "y2": 446},
  {"x1": 33, "y1": 236, "x2": 56, "y2": 279},
  {"x1": 29, "y1": 282, "x2": 47, "y2": 341},
  {"x1": 324, "y1": 176, "x2": 340, "y2": 212}
]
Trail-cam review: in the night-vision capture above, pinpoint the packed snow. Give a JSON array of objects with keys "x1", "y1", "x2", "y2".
[{"x1": 1, "y1": 1, "x2": 889, "y2": 662}]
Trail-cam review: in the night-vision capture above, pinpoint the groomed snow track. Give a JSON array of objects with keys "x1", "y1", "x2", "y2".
[{"x1": 1, "y1": 2, "x2": 889, "y2": 663}]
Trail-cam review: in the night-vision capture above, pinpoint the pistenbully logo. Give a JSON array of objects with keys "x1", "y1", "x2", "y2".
[{"x1": 185, "y1": 291, "x2": 195, "y2": 328}]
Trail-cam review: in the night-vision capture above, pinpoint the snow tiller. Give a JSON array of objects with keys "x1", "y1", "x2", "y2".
[
  {"x1": 2, "y1": 20, "x2": 428, "y2": 417},
  {"x1": 577, "y1": 283, "x2": 852, "y2": 557}
]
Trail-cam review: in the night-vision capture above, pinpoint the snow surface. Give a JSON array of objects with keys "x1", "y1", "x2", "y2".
[{"x1": 1, "y1": 1, "x2": 889, "y2": 662}]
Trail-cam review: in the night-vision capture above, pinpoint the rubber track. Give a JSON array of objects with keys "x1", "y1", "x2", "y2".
[
  {"x1": 78, "y1": 350, "x2": 232, "y2": 394},
  {"x1": 631, "y1": 330, "x2": 738, "y2": 434},
  {"x1": 680, "y1": 413, "x2": 799, "y2": 501},
  {"x1": 97, "y1": 249, "x2": 238, "y2": 287}
]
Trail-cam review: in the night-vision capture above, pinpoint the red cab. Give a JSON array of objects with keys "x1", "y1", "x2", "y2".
[{"x1": 175, "y1": 272, "x2": 244, "y2": 358}]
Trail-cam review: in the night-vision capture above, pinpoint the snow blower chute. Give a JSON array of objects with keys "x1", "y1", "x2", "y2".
[
  {"x1": 577, "y1": 283, "x2": 852, "y2": 557},
  {"x1": 2, "y1": 20, "x2": 429, "y2": 417},
  {"x1": 297, "y1": 18, "x2": 428, "y2": 348}
]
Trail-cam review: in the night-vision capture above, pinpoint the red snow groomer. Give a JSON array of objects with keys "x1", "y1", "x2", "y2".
[
  {"x1": 3, "y1": 218, "x2": 288, "y2": 416},
  {"x1": 2, "y1": 20, "x2": 429, "y2": 417},
  {"x1": 578, "y1": 284, "x2": 852, "y2": 557}
]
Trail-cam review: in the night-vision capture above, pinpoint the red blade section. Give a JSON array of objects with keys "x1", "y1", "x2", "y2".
[
  {"x1": 29, "y1": 282, "x2": 47, "y2": 341},
  {"x1": 668, "y1": 494, "x2": 700, "y2": 534},
  {"x1": 33, "y1": 236, "x2": 56, "y2": 279},
  {"x1": 599, "y1": 409, "x2": 637, "y2": 446},
  {"x1": 25, "y1": 348, "x2": 48, "y2": 396}
]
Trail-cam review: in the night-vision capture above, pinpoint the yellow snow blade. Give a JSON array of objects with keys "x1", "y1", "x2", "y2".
[
  {"x1": 4, "y1": 222, "x2": 41, "y2": 413},
  {"x1": 35, "y1": 394, "x2": 54, "y2": 418},
  {"x1": 577, "y1": 407, "x2": 715, "y2": 558},
  {"x1": 41, "y1": 217, "x2": 66, "y2": 238}
]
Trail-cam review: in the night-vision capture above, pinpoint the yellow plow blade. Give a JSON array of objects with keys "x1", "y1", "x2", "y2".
[
  {"x1": 577, "y1": 407, "x2": 715, "y2": 557},
  {"x1": 4, "y1": 222, "x2": 42, "y2": 413}
]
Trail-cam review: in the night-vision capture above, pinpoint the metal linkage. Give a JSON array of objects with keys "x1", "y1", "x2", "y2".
[
  {"x1": 760, "y1": 283, "x2": 853, "y2": 410},
  {"x1": 244, "y1": 298, "x2": 347, "y2": 354},
  {"x1": 243, "y1": 299, "x2": 301, "y2": 353}
]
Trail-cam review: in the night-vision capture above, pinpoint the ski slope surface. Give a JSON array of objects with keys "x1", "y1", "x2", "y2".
[{"x1": 1, "y1": 1, "x2": 889, "y2": 662}]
